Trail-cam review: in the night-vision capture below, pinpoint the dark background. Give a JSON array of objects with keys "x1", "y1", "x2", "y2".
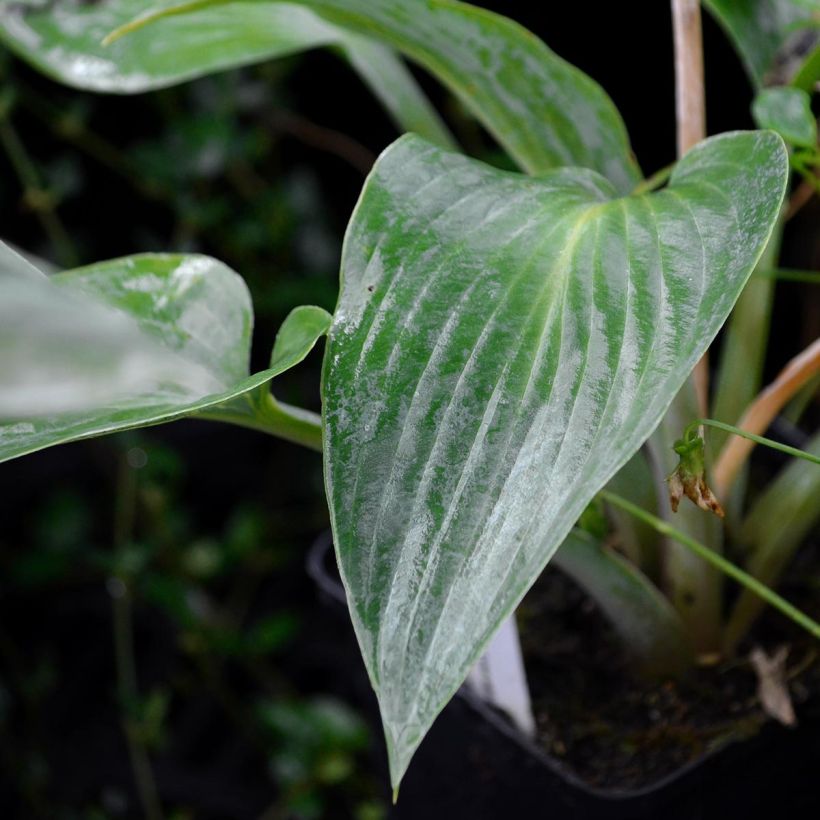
[{"x1": 0, "y1": 2, "x2": 817, "y2": 818}]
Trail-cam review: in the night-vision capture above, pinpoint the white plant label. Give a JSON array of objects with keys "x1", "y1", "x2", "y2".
[{"x1": 465, "y1": 613, "x2": 536, "y2": 737}]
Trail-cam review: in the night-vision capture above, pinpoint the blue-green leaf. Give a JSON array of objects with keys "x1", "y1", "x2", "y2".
[{"x1": 322, "y1": 131, "x2": 788, "y2": 787}]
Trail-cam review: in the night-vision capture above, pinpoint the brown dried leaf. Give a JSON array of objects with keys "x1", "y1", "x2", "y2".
[{"x1": 750, "y1": 645, "x2": 796, "y2": 727}]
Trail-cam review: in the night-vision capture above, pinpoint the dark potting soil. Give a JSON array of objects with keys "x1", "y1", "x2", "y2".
[{"x1": 517, "y1": 541, "x2": 820, "y2": 793}]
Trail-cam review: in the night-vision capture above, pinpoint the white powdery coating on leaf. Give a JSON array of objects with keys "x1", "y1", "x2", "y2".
[{"x1": 325, "y1": 131, "x2": 788, "y2": 784}]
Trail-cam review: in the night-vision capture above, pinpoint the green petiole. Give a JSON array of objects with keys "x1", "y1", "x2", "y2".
[
  {"x1": 755, "y1": 268, "x2": 820, "y2": 285},
  {"x1": 685, "y1": 418, "x2": 820, "y2": 469},
  {"x1": 600, "y1": 490, "x2": 820, "y2": 642}
]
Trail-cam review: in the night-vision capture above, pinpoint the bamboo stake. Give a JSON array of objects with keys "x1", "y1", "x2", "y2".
[{"x1": 672, "y1": 0, "x2": 709, "y2": 414}]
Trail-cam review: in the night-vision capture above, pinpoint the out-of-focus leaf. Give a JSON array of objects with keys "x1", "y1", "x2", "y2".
[
  {"x1": 553, "y1": 530, "x2": 692, "y2": 676},
  {"x1": 703, "y1": 0, "x2": 820, "y2": 88},
  {"x1": 724, "y1": 431, "x2": 820, "y2": 652},
  {"x1": 791, "y1": 42, "x2": 820, "y2": 91},
  {"x1": 0, "y1": 252, "x2": 330, "y2": 462},
  {"x1": 323, "y1": 131, "x2": 787, "y2": 786},
  {"x1": 753, "y1": 87, "x2": 818, "y2": 148},
  {"x1": 0, "y1": 249, "x2": 219, "y2": 419},
  {"x1": 336, "y1": 34, "x2": 456, "y2": 151},
  {"x1": 1, "y1": 0, "x2": 641, "y2": 191}
]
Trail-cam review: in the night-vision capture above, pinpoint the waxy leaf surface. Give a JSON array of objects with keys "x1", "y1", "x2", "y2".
[
  {"x1": 0, "y1": 0, "x2": 337, "y2": 91},
  {"x1": 323, "y1": 131, "x2": 788, "y2": 786},
  {"x1": 0, "y1": 253, "x2": 328, "y2": 463},
  {"x1": 0, "y1": 0, "x2": 640, "y2": 192}
]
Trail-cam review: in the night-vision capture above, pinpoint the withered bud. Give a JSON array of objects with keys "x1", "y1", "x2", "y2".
[{"x1": 667, "y1": 430, "x2": 725, "y2": 519}]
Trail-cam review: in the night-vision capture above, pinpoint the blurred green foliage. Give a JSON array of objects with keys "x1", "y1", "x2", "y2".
[{"x1": 0, "y1": 42, "x2": 387, "y2": 819}]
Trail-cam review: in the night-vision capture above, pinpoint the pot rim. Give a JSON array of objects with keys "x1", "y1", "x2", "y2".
[{"x1": 306, "y1": 530, "x2": 794, "y2": 803}]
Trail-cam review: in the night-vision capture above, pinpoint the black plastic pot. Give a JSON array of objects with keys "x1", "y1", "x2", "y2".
[{"x1": 307, "y1": 533, "x2": 820, "y2": 819}]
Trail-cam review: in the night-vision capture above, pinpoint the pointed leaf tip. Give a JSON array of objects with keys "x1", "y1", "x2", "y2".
[{"x1": 270, "y1": 305, "x2": 332, "y2": 372}]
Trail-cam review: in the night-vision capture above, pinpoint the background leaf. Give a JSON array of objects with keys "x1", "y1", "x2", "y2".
[
  {"x1": 0, "y1": 0, "x2": 641, "y2": 192},
  {"x1": 703, "y1": 0, "x2": 820, "y2": 88},
  {"x1": 322, "y1": 131, "x2": 788, "y2": 786},
  {"x1": 0, "y1": 0, "x2": 454, "y2": 148},
  {"x1": 552, "y1": 530, "x2": 692, "y2": 677},
  {"x1": 0, "y1": 253, "x2": 328, "y2": 463},
  {"x1": 752, "y1": 86, "x2": 818, "y2": 148},
  {"x1": 724, "y1": 431, "x2": 820, "y2": 651}
]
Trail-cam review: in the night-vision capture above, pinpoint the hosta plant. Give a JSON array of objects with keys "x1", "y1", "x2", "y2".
[{"x1": 1, "y1": 0, "x2": 819, "y2": 795}]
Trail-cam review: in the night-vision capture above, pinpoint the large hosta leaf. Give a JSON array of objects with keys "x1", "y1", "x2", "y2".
[
  {"x1": 0, "y1": 252, "x2": 329, "y2": 463},
  {"x1": 323, "y1": 131, "x2": 787, "y2": 786},
  {"x1": 1, "y1": 0, "x2": 641, "y2": 192},
  {"x1": 703, "y1": 0, "x2": 820, "y2": 88}
]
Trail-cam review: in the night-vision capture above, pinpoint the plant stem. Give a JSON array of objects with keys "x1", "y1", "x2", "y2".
[
  {"x1": 723, "y1": 431, "x2": 820, "y2": 653},
  {"x1": 603, "y1": 449, "x2": 661, "y2": 576},
  {"x1": 656, "y1": 3, "x2": 727, "y2": 640},
  {"x1": 755, "y1": 268, "x2": 820, "y2": 285},
  {"x1": 672, "y1": 0, "x2": 708, "y2": 414},
  {"x1": 713, "y1": 337, "x2": 820, "y2": 496},
  {"x1": 783, "y1": 374, "x2": 820, "y2": 424},
  {"x1": 112, "y1": 453, "x2": 164, "y2": 820},
  {"x1": 267, "y1": 110, "x2": 376, "y2": 175},
  {"x1": 553, "y1": 530, "x2": 693, "y2": 676},
  {"x1": 600, "y1": 491, "x2": 820, "y2": 643},
  {"x1": 631, "y1": 163, "x2": 674, "y2": 195},
  {"x1": 689, "y1": 418, "x2": 820, "y2": 469},
  {"x1": 711, "y1": 209, "x2": 784, "y2": 462},
  {"x1": 785, "y1": 178, "x2": 815, "y2": 220},
  {"x1": 202, "y1": 393, "x2": 323, "y2": 452},
  {"x1": 672, "y1": 0, "x2": 706, "y2": 157},
  {"x1": 649, "y1": 380, "x2": 723, "y2": 652}
]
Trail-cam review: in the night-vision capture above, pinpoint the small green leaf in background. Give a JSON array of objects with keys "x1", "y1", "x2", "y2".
[
  {"x1": 0, "y1": 250, "x2": 329, "y2": 463},
  {"x1": 753, "y1": 87, "x2": 818, "y2": 149},
  {"x1": 0, "y1": 0, "x2": 353, "y2": 92},
  {"x1": 725, "y1": 431, "x2": 820, "y2": 651},
  {"x1": 0, "y1": 0, "x2": 641, "y2": 192},
  {"x1": 0, "y1": 0, "x2": 454, "y2": 148},
  {"x1": 257, "y1": 696, "x2": 370, "y2": 811},
  {"x1": 703, "y1": 0, "x2": 820, "y2": 88},
  {"x1": 323, "y1": 130, "x2": 788, "y2": 787}
]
